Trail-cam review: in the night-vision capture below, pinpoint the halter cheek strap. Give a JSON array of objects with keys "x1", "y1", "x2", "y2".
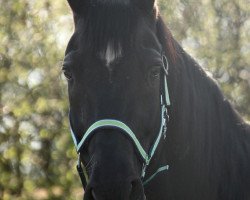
[{"x1": 69, "y1": 53, "x2": 171, "y2": 188}]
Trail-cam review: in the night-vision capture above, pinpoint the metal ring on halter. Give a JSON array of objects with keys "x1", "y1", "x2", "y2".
[{"x1": 162, "y1": 54, "x2": 169, "y2": 76}]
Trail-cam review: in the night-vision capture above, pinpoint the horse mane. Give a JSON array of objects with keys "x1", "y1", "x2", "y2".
[
  {"x1": 81, "y1": 3, "x2": 138, "y2": 57},
  {"x1": 156, "y1": 15, "x2": 250, "y2": 198},
  {"x1": 156, "y1": 15, "x2": 178, "y2": 64}
]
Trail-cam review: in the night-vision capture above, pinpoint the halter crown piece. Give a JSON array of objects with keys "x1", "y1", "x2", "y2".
[{"x1": 69, "y1": 53, "x2": 171, "y2": 189}]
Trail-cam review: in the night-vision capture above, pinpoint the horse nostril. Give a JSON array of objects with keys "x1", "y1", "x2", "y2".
[
  {"x1": 91, "y1": 190, "x2": 96, "y2": 199},
  {"x1": 130, "y1": 180, "x2": 145, "y2": 200},
  {"x1": 88, "y1": 179, "x2": 144, "y2": 200},
  {"x1": 91, "y1": 190, "x2": 101, "y2": 200}
]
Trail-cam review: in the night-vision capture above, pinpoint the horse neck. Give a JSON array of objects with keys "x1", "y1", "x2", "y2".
[{"x1": 165, "y1": 45, "x2": 250, "y2": 196}]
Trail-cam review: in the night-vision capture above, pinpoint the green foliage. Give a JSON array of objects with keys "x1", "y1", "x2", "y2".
[
  {"x1": 158, "y1": 0, "x2": 250, "y2": 120},
  {"x1": 0, "y1": 0, "x2": 249, "y2": 199},
  {"x1": 0, "y1": 0, "x2": 81, "y2": 199}
]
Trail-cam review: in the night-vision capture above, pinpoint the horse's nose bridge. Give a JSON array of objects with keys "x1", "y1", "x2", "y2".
[
  {"x1": 93, "y1": 80, "x2": 128, "y2": 118},
  {"x1": 95, "y1": 94, "x2": 126, "y2": 118},
  {"x1": 89, "y1": 128, "x2": 134, "y2": 158}
]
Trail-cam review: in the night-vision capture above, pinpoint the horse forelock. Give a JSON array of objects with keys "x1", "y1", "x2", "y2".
[
  {"x1": 80, "y1": 1, "x2": 137, "y2": 63},
  {"x1": 78, "y1": 1, "x2": 177, "y2": 67}
]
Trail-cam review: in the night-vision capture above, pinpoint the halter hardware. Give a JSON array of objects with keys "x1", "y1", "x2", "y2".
[{"x1": 69, "y1": 53, "x2": 171, "y2": 189}]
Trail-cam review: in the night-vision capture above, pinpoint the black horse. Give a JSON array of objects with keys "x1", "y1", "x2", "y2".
[{"x1": 63, "y1": 0, "x2": 250, "y2": 199}]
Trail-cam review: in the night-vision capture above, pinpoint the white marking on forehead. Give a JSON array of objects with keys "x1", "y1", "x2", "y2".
[
  {"x1": 101, "y1": 43, "x2": 122, "y2": 67},
  {"x1": 105, "y1": 44, "x2": 116, "y2": 66}
]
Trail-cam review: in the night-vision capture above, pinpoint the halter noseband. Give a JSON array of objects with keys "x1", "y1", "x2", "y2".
[{"x1": 69, "y1": 52, "x2": 171, "y2": 188}]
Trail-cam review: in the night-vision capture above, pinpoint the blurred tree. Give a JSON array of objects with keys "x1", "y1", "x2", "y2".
[
  {"x1": 0, "y1": 0, "x2": 82, "y2": 199},
  {"x1": 159, "y1": 0, "x2": 250, "y2": 120},
  {"x1": 0, "y1": 0, "x2": 249, "y2": 199}
]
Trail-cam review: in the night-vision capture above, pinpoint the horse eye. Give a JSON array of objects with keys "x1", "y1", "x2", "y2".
[
  {"x1": 62, "y1": 68, "x2": 72, "y2": 81},
  {"x1": 149, "y1": 66, "x2": 161, "y2": 79}
]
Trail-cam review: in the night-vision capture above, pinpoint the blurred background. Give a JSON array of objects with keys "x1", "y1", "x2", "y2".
[{"x1": 0, "y1": 0, "x2": 249, "y2": 199}]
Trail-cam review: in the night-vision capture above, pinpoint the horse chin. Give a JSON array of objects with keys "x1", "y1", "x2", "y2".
[
  {"x1": 83, "y1": 193, "x2": 146, "y2": 200},
  {"x1": 83, "y1": 179, "x2": 145, "y2": 200},
  {"x1": 135, "y1": 194, "x2": 147, "y2": 200},
  {"x1": 83, "y1": 190, "x2": 146, "y2": 200}
]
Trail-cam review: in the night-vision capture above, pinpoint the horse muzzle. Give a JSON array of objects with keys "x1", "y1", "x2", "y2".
[
  {"x1": 80, "y1": 129, "x2": 145, "y2": 200},
  {"x1": 84, "y1": 178, "x2": 145, "y2": 200}
]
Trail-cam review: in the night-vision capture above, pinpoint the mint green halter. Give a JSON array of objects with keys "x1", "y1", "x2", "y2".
[{"x1": 69, "y1": 54, "x2": 171, "y2": 188}]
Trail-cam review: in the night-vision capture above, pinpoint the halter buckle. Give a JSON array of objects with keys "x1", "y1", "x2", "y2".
[
  {"x1": 162, "y1": 106, "x2": 169, "y2": 139},
  {"x1": 76, "y1": 153, "x2": 88, "y2": 189},
  {"x1": 162, "y1": 54, "x2": 169, "y2": 76},
  {"x1": 141, "y1": 163, "x2": 147, "y2": 179}
]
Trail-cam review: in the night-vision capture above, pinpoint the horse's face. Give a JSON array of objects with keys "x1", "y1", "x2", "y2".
[{"x1": 64, "y1": 0, "x2": 163, "y2": 199}]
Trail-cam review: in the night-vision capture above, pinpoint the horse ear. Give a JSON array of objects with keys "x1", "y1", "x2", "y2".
[
  {"x1": 135, "y1": 0, "x2": 156, "y2": 13},
  {"x1": 67, "y1": 0, "x2": 85, "y2": 14},
  {"x1": 147, "y1": 0, "x2": 156, "y2": 11}
]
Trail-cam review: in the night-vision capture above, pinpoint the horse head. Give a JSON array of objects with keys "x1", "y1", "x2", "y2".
[{"x1": 64, "y1": 0, "x2": 172, "y2": 199}]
